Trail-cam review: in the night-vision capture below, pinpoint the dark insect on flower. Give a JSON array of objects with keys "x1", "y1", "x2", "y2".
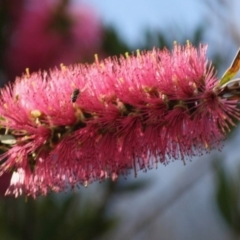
[{"x1": 71, "y1": 88, "x2": 80, "y2": 103}]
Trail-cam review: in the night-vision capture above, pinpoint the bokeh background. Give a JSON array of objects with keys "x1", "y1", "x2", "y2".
[{"x1": 1, "y1": 0, "x2": 240, "y2": 239}]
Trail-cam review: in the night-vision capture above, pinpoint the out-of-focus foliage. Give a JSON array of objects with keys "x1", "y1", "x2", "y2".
[
  {"x1": 214, "y1": 161, "x2": 240, "y2": 237},
  {"x1": 102, "y1": 27, "x2": 130, "y2": 57},
  {"x1": 0, "y1": 194, "x2": 116, "y2": 240},
  {"x1": 0, "y1": 179, "x2": 149, "y2": 240}
]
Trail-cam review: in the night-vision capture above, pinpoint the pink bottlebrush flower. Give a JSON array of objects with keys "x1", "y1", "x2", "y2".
[
  {"x1": 0, "y1": 43, "x2": 239, "y2": 197},
  {"x1": 5, "y1": 0, "x2": 102, "y2": 80}
]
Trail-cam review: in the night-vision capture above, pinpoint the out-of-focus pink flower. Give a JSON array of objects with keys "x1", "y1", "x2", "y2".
[
  {"x1": 5, "y1": 0, "x2": 102, "y2": 80},
  {"x1": 0, "y1": 43, "x2": 239, "y2": 197}
]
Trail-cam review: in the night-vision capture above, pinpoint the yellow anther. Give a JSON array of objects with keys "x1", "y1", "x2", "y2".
[
  {"x1": 94, "y1": 54, "x2": 99, "y2": 65},
  {"x1": 30, "y1": 110, "x2": 42, "y2": 118},
  {"x1": 25, "y1": 68, "x2": 30, "y2": 78},
  {"x1": 136, "y1": 49, "x2": 141, "y2": 57},
  {"x1": 60, "y1": 63, "x2": 66, "y2": 71}
]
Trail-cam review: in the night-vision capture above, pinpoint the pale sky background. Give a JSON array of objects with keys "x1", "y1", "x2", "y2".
[
  {"x1": 78, "y1": 1, "x2": 240, "y2": 239},
  {"x1": 82, "y1": 0, "x2": 240, "y2": 74},
  {"x1": 82, "y1": 0, "x2": 204, "y2": 47}
]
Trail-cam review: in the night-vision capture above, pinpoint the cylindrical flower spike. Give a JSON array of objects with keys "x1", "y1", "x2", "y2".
[{"x1": 0, "y1": 42, "x2": 240, "y2": 197}]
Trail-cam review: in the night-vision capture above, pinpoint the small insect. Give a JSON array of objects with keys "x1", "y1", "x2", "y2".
[{"x1": 71, "y1": 88, "x2": 80, "y2": 103}]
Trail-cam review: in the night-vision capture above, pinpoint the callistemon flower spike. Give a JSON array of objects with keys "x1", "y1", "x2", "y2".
[{"x1": 1, "y1": 42, "x2": 240, "y2": 198}]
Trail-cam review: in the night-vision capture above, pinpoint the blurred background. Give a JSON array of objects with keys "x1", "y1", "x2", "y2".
[{"x1": 0, "y1": 0, "x2": 240, "y2": 239}]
